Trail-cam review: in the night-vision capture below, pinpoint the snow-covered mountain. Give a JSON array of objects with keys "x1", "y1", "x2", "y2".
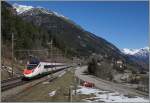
[
  {"x1": 122, "y1": 47, "x2": 149, "y2": 70},
  {"x1": 12, "y1": 3, "x2": 68, "y2": 19},
  {"x1": 122, "y1": 47, "x2": 149, "y2": 57},
  {"x1": 13, "y1": 3, "x2": 33, "y2": 14}
]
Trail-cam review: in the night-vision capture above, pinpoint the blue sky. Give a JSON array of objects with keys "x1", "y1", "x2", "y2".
[{"x1": 8, "y1": 1, "x2": 149, "y2": 49}]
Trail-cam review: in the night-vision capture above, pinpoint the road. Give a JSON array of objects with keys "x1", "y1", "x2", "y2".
[{"x1": 75, "y1": 66, "x2": 149, "y2": 98}]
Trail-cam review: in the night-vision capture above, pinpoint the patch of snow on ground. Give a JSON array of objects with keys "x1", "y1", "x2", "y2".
[
  {"x1": 42, "y1": 81, "x2": 50, "y2": 84},
  {"x1": 75, "y1": 86, "x2": 149, "y2": 102},
  {"x1": 75, "y1": 67, "x2": 80, "y2": 70},
  {"x1": 2, "y1": 66, "x2": 14, "y2": 73},
  {"x1": 75, "y1": 86, "x2": 100, "y2": 95},
  {"x1": 49, "y1": 90, "x2": 56, "y2": 97}
]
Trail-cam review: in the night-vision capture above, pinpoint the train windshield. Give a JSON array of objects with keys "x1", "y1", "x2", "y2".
[{"x1": 27, "y1": 64, "x2": 37, "y2": 70}]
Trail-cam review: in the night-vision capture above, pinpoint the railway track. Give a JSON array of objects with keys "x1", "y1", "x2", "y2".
[
  {"x1": 1, "y1": 65, "x2": 72, "y2": 92},
  {"x1": 1, "y1": 79, "x2": 29, "y2": 92},
  {"x1": 1, "y1": 76, "x2": 23, "y2": 83}
]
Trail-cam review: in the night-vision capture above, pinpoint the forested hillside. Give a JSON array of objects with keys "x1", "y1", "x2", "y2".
[{"x1": 2, "y1": 1, "x2": 54, "y2": 60}]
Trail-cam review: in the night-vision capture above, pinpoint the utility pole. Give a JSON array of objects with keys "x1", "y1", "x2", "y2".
[
  {"x1": 64, "y1": 48, "x2": 67, "y2": 63},
  {"x1": 47, "y1": 39, "x2": 53, "y2": 77},
  {"x1": 11, "y1": 33, "x2": 14, "y2": 77},
  {"x1": 50, "y1": 39, "x2": 53, "y2": 63},
  {"x1": 69, "y1": 85, "x2": 73, "y2": 102},
  {"x1": 74, "y1": 73, "x2": 77, "y2": 95},
  {"x1": 47, "y1": 39, "x2": 53, "y2": 63}
]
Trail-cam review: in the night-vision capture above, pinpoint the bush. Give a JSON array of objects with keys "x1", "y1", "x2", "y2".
[{"x1": 87, "y1": 58, "x2": 98, "y2": 74}]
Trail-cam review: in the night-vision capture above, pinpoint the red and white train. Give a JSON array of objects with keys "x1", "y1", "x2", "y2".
[{"x1": 23, "y1": 62, "x2": 69, "y2": 79}]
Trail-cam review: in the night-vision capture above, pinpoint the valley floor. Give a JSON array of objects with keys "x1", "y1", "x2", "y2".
[{"x1": 75, "y1": 66, "x2": 149, "y2": 101}]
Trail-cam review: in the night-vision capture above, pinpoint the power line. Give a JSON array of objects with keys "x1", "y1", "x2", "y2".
[{"x1": 15, "y1": 49, "x2": 49, "y2": 52}]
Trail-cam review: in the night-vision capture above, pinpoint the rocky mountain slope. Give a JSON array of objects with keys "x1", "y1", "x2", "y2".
[{"x1": 16, "y1": 5, "x2": 123, "y2": 58}]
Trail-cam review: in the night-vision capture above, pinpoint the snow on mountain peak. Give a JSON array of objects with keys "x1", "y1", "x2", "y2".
[
  {"x1": 143, "y1": 46, "x2": 149, "y2": 51},
  {"x1": 122, "y1": 48, "x2": 139, "y2": 55},
  {"x1": 13, "y1": 3, "x2": 33, "y2": 14},
  {"x1": 53, "y1": 11, "x2": 68, "y2": 19},
  {"x1": 122, "y1": 47, "x2": 149, "y2": 56},
  {"x1": 12, "y1": 3, "x2": 68, "y2": 19}
]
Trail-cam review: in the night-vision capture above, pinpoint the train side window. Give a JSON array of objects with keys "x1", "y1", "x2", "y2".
[
  {"x1": 44, "y1": 65, "x2": 63, "y2": 69},
  {"x1": 44, "y1": 65, "x2": 46, "y2": 69},
  {"x1": 44, "y1": 65, "x2": 52, "y2": 69}
]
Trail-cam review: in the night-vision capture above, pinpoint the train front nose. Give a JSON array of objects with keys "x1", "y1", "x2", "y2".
[
  {"x1": 23, "y1": 69, "x2": 33, "y2": 78},
  {"x1": 23, "y1": 69, "x2": 33, "y2": 74}
]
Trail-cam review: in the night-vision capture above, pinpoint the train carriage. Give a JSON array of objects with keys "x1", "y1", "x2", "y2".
[{"x1": 23, "y1": 62, "x2": 67, "y2": 79}]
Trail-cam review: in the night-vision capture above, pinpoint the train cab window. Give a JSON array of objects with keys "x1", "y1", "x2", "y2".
[
  {"x1": 38, "y1": 64, "x2": 41, "y2": 68},
  {"x1": 27, "y1": 64, "x2": 37, "y2": 70}
]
